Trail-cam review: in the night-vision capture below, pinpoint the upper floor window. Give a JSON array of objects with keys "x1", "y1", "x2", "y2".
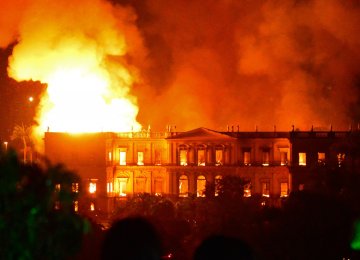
[
  {"x1": 197, "y1": 175, "x2": 206, "y2": 197},
  {"x1": 119, "y1": 151, "x2": 126, "y2": 165},
  {"x1": 107, "y1": 182, "x2": 113, "y2": 193},
  {"x1": 298, "y1": 152, "x2": 306, "y2": 166},
  {"x1": 72, "y1": 183, "x2": 79, "y2": 193},
  {"x1": 197, "y1": 149, "x2": 205, "y2": 166},
  {"x1": 280, "y1": 151, "x2": 288, "y2": 166},
  {"x1": 137, "y1": 151, "x2": 144, "y2": 165},
  {"x1": 180, "y1": 150, "x2": 187, "y2": 166},
  {"x1": 215, "y1": 150, "x2": 223, "y2": 166},
  {"x1": 89, "y1": 180, "x2": 97, "y2": 194},
  {"x1": 318, "y1": 152, "x2": 325, "y2": 165},
  {"x1": 155, "y1": 150, "x2": 161, "y2": 165},
  {"x1": 262, "y1": 149, "x2": 270, "y2": 166},
  {"x1": 108, "y1": 152, "x2": 112, "y2": 162},
  {"x1": 243, "y1": 150, "x2": 251, "y2": 166}
]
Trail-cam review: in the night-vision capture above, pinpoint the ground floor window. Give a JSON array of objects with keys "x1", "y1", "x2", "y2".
[
  {"x1": 280, "y1": 182, "x2": 288, "y2": 197},
  {"x1": 299, "y1": 152, "x2": 306, "y2": 166},
  {"x1": 179, "y1": 175, "x2": 189, "y2": 197},
  {"x1": 89, "y1": 181, "x2": 97, "y2": 194},
  {"x1": 197, "y1": 175, "x2": 206, "y2": 197},
  {"x1": 262, "y1": 182, "x2": 270, "y2": 197},
  {"x1": 116, "y1": 177, "x2": 128, "y2": 197},
  {"x1": 215, "y1": 175, "x2": 222, "y2": 196},
  {"x1": 74, "y1": 201, "x2": 78, "y2": 212},
  {"x1": 154, "y1": 177, "x2": 163, "y2": 195},
  {"x1": 337, "y1": 153, "x2": 345, "y2": 167},
  {"x1": 244, "y1": 182, "x2": 252, "y2": 197},
  {"x1": 135, "y1": 177, "x2": 146, "y2": 193}
]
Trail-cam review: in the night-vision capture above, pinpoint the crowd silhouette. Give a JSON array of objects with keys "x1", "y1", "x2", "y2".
[
  {"x1": 101, "y1": 216, "x2": 254, "y2": 260},
  {"x1": 101, "y1": 217, "x2": 163, "y2": 260}
]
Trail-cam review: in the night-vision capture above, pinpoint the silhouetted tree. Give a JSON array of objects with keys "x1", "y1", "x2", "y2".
[
  {"x1": 11, "y1": 123, "x2": 32, "y2": 163},
  {"x1": 112, "y1": 194, "x2": 192, "y2": 260},
  {"x1": 101, "y1": 217, "x2": 163, "y2": 260},
  {"x1": 216, "y1": 175, "x2": 247, "y2": 199},
  {"x1": 0, "y1": 148, "x2": 89, "y2": 259},
  {"x1": 263, "y1": 191, "x2": 353, "y2": 259}
]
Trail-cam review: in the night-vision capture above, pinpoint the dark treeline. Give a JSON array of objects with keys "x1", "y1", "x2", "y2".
[{"x1": 108, "y1": 176, "x2": 360, "y2": 260}]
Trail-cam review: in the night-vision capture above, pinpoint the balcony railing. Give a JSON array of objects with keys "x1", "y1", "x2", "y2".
[
  {"x1": 108, "y1": 161, "x2": 291, "y2": 167},
  {"x1": 115, "y1": 131, "x2": 167, "y2": 139}
]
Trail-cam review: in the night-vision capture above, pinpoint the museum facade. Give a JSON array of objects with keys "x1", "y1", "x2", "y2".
[{"x1": 44, "y1": 127, "x2": 358, "y2": 214}]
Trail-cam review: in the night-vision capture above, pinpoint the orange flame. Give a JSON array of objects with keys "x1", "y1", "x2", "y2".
[
  {"x1": 35, "y1": 66, "x2": 141, "y2": 134},
  {"x1": 6, "y1": 0, "x2": 142, "y2": 139}
]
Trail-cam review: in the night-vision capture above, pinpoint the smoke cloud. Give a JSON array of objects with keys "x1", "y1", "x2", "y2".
[
  {"x1": 1, "y1": 0, "x2": 360, "y2": 132},
  {"x1": 127, "y1": 0, "x2": 360, "y2": 131}
]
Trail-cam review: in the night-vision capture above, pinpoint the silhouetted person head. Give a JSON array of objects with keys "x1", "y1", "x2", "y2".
[
  {"x1": 101, "y1": 217, "x2": 162, "y2": 260},
  {"x1": 193, "y1": 235, "x2": 254, "y2": 260}
]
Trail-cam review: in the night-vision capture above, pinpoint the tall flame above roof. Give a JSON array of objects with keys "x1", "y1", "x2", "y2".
[{"x1": 4, "y1": 0, "x2": 143, "y2": 138}]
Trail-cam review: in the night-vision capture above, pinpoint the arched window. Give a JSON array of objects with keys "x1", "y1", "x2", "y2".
[
  {"x1": 214, "y1": 175, "x2": 222, "y2": 196},
  {"x1": 179, "y1": 175, "x2": 189, "y2": 197},
  {"x1": 197, "y1": 175, "x2": 206, "y2": 197}
]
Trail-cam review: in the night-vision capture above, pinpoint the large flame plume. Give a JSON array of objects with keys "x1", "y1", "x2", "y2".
[{"x1": 1, "y1": 0, "x2": 143, "y2": 138}]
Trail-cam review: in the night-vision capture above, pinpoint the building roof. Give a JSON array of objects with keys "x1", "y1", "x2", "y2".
[{"x1": 166, "y1": 127, "x2": 237, "y2": 141}]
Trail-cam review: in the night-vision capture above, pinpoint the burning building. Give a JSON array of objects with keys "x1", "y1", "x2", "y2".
[
  {"x1": 2, "y1": 0, "x2": 360, "y2": 216},
  {"x1": 45, "y1": 127, "x2": 290, "y2": 213},
  {"x1": 44, "y1": 126, "x2": 360, "y2": 215}
]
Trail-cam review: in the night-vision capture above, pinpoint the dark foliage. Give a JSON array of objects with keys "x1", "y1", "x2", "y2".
[
  {"x1": 106, "y1": 174, "x2": 360, "y2": 259},
  {"x1": 0, "y1": 149, "x2": 88, "y2": 259}
]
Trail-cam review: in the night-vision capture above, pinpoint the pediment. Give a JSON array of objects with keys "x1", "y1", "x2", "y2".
[{"x1": 167, "y1": 127, "x2": 236, "y2": 141}]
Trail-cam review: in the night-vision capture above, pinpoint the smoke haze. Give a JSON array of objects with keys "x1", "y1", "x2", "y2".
[
  {"x1": 128, "y1": 0, "x2": 360, "y2": 131},
  {"x1": 1, "y1": 0, "x2": 360, "y2": 132}
]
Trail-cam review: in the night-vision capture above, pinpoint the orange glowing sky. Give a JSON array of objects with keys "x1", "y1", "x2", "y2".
[{"x1": 1, "y1": 0, "x2": 360, "y2": 135}]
